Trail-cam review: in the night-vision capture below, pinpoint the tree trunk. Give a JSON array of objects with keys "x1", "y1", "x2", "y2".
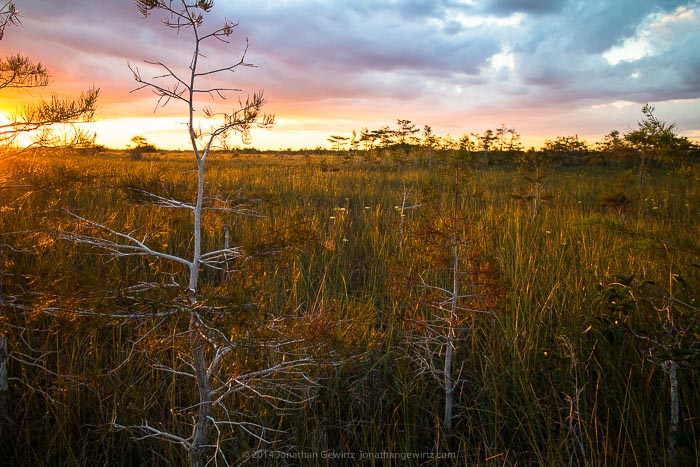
[
  {"x1": 667, "y1": 359, "x2": 679, "y2": 467},
  {"x1": 0, "y1": 245, "x2": 7, "y2": 440},
  {"x1": 188, "y1": 156, "x2": 213, "y2": 467},
  {"x1": 443, "y1": 241, "x2": 459, "y2": 435},
  {"x1": 0, "y1": 332, "x2": 7, "y2": 440},
  {"x1": 188, "y1": 314, "x2": 214, "y2": 467}
]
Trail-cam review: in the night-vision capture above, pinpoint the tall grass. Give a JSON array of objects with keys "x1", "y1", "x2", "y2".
[{"x1": 0, "y1": 151, "x2": 698, "y2": 465}]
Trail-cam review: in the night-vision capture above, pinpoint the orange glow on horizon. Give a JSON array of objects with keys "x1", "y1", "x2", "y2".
[{"x1": 1, "y1": 113, "x2": 603, "y2": 152}]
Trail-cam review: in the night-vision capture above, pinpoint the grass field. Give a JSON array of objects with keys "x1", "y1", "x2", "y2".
[{"x1": 1, "y1": 149, "x2": 698, "y2": 465}]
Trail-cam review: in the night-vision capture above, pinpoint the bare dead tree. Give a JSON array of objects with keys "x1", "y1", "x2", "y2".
[
  {"x1": 51, "y1": 2, "x2": 317, "y2": 466},
  {"x1": 127, "y1": 4, "x2": 274, "y2": 461},
  {"x1": 402, "y1": 162, "x2": 493, "y2": 437}
]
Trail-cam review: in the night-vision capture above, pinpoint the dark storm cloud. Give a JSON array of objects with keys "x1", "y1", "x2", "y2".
[
  {"x1": 220, "y1": 1, "x2": 503, "y2": 103},
  {"x1": 503, "y1": 0, "x2": 700, "y2": 105}
]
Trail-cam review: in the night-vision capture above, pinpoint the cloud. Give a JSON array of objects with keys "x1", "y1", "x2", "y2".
[
  {"x1": 484, "y1": 0, "x2": 565, "y2": 15},
  {"x1": 1, "y1": 0, "x2": 698, "y2": 148},
  {"x1": 603, "y1": 3, "x2": 699, "y2": 64},
  {"x1": 499, "y1": 1, "x2": 700, "y2": 106}
]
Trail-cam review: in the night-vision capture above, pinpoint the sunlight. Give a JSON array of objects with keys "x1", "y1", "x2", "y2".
[
  {"x1": 489, "y1": 46, "x2": 515, "y2": 72},
  {"x1": 603, "y1": 35, "x2": 653, "y2": 65},
  {"x1": 590, "y1": 100, "x2": 635, "y2": 110},
  {"x1": 429, "y1": 10, "x2": 524, "y2": 32},
  {"x1": 603, "y1": 4, "x2": 699, "y2": 65},
  {"x1": 88, "y1": 117, "x2": 200, "y2": 150},
  {"x1": 86, "y1": 116, "x2": 328, "y2": 151}
]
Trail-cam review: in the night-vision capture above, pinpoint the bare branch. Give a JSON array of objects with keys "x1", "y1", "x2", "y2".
[
  {"x1": 193, "y1": 36, "x2": 252, "y2": 79},
  {"x1": 114, "y1": 421, "x2": 191, "y2": 448},
  {"x1": 121, "y1": 186, "x2": 196, "y2": 210},
  {"x1": 0, "y1": 1, "x2": 20, "y2": 40},
  {"x1": 60, "y1": 210, "x2": 193, "y2": 269},
  {"x1": 146, "y1": 59, "x2": 190, "y2": 87}
]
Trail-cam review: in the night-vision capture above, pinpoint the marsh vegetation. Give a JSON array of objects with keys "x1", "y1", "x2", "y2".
[{"x1": 1, "y1": 148, "x2": 698, "y2": 465}]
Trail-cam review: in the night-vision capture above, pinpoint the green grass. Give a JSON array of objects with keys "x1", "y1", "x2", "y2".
[{"x1": 1, "y1": 151, "x2": 698, "y2": 465}]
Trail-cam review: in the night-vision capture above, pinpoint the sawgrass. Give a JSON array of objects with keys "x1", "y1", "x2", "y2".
[{"x1": 1, "y1": 150, "x2": 698, "y2": 465}]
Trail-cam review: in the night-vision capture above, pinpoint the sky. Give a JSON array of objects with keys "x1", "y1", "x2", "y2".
[{"x1": 1, "y1": 0, "x2": 699, "y2": 150}]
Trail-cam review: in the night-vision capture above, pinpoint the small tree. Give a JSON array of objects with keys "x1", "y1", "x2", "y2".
[
  {"x1": 594, "y1": 130, "x2": 628, "y2": 165},
  {"x1": 403, "y1": 156, "x2": 493, "y2": 437},
  {"x1": 130, "y1": 2, "x2": 273, "y2": 464},
  {"x1": 57, "y1": 2, "x2": 316, "y2": 466},
  {"x1": 473, "y1": 129, "x2": 497, "y2": 168},
  {"x1": 511, "y1": 148, "x2": 553, "y2": 221},
  {"x1": 128, "y1": 135, "x2": 157, "y2": 160},
  {"x1": 543, "y1": 135, "x2": 589, "y2": 165},
  {"x1": 592, "y1": 270, "x2": 700, "y2": 466},
  {"x1": 625, "y1": 104, "x2": 693, "y2": 190},
  {"x1": 327, "y1": 134, "x2": 349, "y2": 152}
]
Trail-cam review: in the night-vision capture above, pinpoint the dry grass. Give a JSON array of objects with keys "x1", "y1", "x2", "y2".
[{"x1": 1, "y1": 150, "x2": 698, "y2": 465}]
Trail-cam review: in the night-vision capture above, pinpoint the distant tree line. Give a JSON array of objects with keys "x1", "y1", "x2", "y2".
[{"x1": 324, "y1": 107, "x2": 699, "y2": 169}]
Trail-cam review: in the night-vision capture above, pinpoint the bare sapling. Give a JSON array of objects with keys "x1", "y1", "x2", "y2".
[
  {"x1": 53, "y1": 1, "x2": 317, "y2": 465},
  {"x1": 592, "y1": 265, "x2": 699, "y2": 467},
  {"x1": 404, "y1": 160, "x2": 493, "y2": 438}
]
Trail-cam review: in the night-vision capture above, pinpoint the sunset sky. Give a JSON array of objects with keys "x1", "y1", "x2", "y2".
[{"x1": 1, "y1": 0, "x2": 699, "y2": 150}]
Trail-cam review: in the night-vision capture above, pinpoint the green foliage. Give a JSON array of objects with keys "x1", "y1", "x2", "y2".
[
  {"x1": 590, "y1": 274, "x2": 637, "y2": 332},
  {"x1": 625, "y1": 103, "x2": 695, "y2": 166},
  {"x1": 543, "y1": 135, "x2": 590, "y2": 165}
]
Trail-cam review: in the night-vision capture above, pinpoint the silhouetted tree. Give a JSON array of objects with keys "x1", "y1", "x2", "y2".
[
  {"x1": 0, "y1": 1, "x2": 99, "y2": 442},
  {"x1": 473, "y1": 129, "x2": 496, "y2": 168},
  {"x1": 128, "y1": 135, "x2": 157, "y2": 160},
  {"x1": 625, "y1": 104, "x2": 695, "y2": 189},
  {"x1": 0, "y1": 2, "x2": 99, "y2": 153},
  {"x1": 543, "y1": 135, "x2": 589, "y2": 165}
]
